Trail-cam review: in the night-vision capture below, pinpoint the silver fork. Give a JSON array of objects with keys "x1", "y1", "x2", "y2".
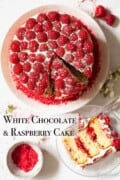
[{"x1": 66, "y1": 96, "x2": 120, "y2": 135}]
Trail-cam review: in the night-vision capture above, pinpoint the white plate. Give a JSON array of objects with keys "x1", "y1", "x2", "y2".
[
  {"x1": 56, "y1": 105, "x2": 120, "y2": 177},
  {"x1": 0, "y1": 5, "x2": 109, "y2": 114}
]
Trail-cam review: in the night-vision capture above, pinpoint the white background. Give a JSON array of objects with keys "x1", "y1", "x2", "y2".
[{"x1": 0, "y1": 0, "x2": 120, "y2": 180}]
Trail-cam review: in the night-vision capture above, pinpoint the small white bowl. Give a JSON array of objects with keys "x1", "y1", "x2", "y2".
[{"x1": 7, "y1": 141, "x2": 43, "y2": 178}]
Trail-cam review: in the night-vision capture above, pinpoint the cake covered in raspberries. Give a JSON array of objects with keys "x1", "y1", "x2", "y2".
[
  {"x1": 9, "y1": 10, "x2": 97, "y2": 104},
  {"x1": 63, "y1": 114, "x2": 120, "y2": 167}
]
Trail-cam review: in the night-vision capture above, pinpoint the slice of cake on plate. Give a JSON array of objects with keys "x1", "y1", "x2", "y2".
[{"x1": 63, "y1": 114, "x2": 120, "y2": 167}]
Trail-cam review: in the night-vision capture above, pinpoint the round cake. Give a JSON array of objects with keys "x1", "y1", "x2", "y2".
[{"x1": 8, "y1": 11, "x2": 98, "y2": 104}]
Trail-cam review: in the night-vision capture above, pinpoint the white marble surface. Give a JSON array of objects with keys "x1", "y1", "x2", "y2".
[{"x1": 0, "y1": 0, "x2": 120, "y2": 179}]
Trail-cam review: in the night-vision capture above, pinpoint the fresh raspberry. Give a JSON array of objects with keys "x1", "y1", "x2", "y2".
[
  {"x1": 84, "y1": 68, "x2": 92, "y2": 78},
  {"x1": 75, "y1": 49, "x2": 84, "y2": 58},
  {"x1": 39, "y1": 44, "x2": 48, "y2": 51},
  {"x1": 26, "y1": 31, "x2": 36, "y2": 40},
  {"x1": 113, "y1": 139, "x2": 120, "y2": 151},
  {"x1": 54, "y1": 21, "x2": 61, "y2": 31},
  {"x1": 62, "y1": 25, "x2": 73, "y2": 35},
  {"x1": 28, "y1": 54, "x2": 36, "y2": 63},
  {"x1": 19, "y1": 52, "x2": 28, "y2": 61},
  {"x1": 85, "y1": 54, "x2": 94, "y2": 65},
  {"x1": 39, "y1": 79, "x2": 47, "y2": 88},
  {"x1": 42, "y1": 72, "x2": 49, "y2": 81},
  {"x1": 16, "y1": 27, "x2": 26, "y2": 40},
  {"x1": 29, "y1": 72, "x2": 39, "y2": 82},
  {"x1": 76, "y1": 40, "x2": 82, "y2": 48},
  {"x1": 56, "y1": 90, "x2": 61, "y2": 97},
  {"x1": 51, "y1": 70, "x2": 57, "y2": 79},
  {"x1": 33, "y1": 63, "x2": 44, "y2": 72},
  {"x1": 65, "y1": 54, "x2": 73, "y2": 62},
  {"x1": 48, "y1": 11, "x2": 60, "y2": 21},
  {"x1": 75, "y1": 61, "x2": 85, "y2": 69},
  {"x1": 26, "y1": 18, "x2": 37, "y2": 29},
  {"x1": 66, "y1": 43, "x2": 76, "y2": 52},
  {"x1": 72, "y1": 20, "x2": 81, "y2": 29},
  {"x1": 13, "y1": 63, "x2": 23, "y2": 74},
  {"x1": 74, "y1": 60, "x2": 82, "y2": 69},
  {"x1": 65, "y1": 88, "x2": 76, "y2": 96},
  {"x1": 56, "y1": 47, "x2": 65, "y2": 57},
  {"x1": 34, "y1": 24, "x2": 43, "y2": 32},
  {"x1": 55, "y1": 79, "x2": 65, "y2": 89},
  {"x1": 48, "y1": 30, "x2": 60, "y2": 39},
  {"x1": 20, "y1": 73, "x2": 28, "y2": 83},
  {"x1": 83, "y1": 40, "x2": 93, "y2": 53},
  {"x1": 37, "y1": 32, "x2": 48, "y2": 42},
  {"x1": 95, "y1": 5, "x2": 107, "y2": 18},
  {"x1": 105, "y1": 14, "x2": 116, "y2": 26},
  {"x1": 47, "y1": 50, "x2": 56, "y2": 59},
  {"x1": 23, "y1": 62, "x2": 31, "y2": 72},
  {"x1": 60, "y1": 14, "x2": 71, "y2": 24},
  {"x1": 10, "y1": 40, "x2": 20, "y2": 52},
  {"x1": 27, "y1": 80, "x2": 36, "y2": 90},
  {"x1": 49, "y1": 41, "x2": 58, "y2": 49},
  {"x1": 37, "y1": 13, "x2": 48, "y2": 23},
  {"x1": 20, "y1": 41, "x2": 28, "y2": 50},
  {"x1": 70, "y1": 33, "x2": 78, "y2": 41},
  {"x1": 43, "y1": 21, "x2": 52, "y2": 31},
  {"x1": 35, "y1": 86, "x2": 45, "y2": 95},
  {"x1": 29, "y1": 40, "x2": 39, "y2": 52},
  {"x1": 52, "y1": 61, "x2": 63, "y2": 70},
  {"x1": 57, "y1": 35, "x2": 68, "y2": 46},
  {"x1": 66, "y1": 77, "x2": 76, "y2": 86},
  {"x1": 104, "y1": 116, "x2": 111, "y2": 125},
  {"x1": 36, "y1": 54, "x2": 45, "y2": 62},
  {"x1": 79, "y1": 30, "x2": 88, "y2": 40},
  {"x1": 59, "y1": 69, "x2": 68, "y2": 78},
  {"x1": 112, "y1": 131, "x2": 118, "y2": 138},
  {"x1": 10, "y1": 53, "x2": 19, "y2": 64},
  {"x1": 75, "y1": 83, "x2": 86, "y2": 91}
]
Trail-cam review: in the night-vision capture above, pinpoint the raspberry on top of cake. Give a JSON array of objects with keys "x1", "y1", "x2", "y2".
[
  {"x1": 9, "y1": 11, "x2": 97, "y2": 104},
  {"x1": 63, "y1": 114, "x2": 120, "y2": 167}
]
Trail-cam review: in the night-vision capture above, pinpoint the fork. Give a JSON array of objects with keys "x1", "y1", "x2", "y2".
[{"x1": 66, "y1": 96, "x2": 120, "y2": 135}]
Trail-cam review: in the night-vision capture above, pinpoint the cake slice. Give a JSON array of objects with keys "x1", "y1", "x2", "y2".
[{"x1": 63, "y1": 114, "x2": 119, "y2": 167}]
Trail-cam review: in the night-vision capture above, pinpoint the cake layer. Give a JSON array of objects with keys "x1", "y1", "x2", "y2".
[
  {"x1": 89, "y1": 118, "x2": 112, "y2": 149},
  {"x1": 78, "y1": 129, "x2": 100, "y2": 157},
  {"x1": 63, "y1": 137, "x2": 88, "y2": 164}
]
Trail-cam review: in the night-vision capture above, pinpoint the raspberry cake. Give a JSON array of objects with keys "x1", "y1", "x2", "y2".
[
  {"x1": 63, "y1": 114, "x2": 120, "y2": 167},
  {"x1": 8, "y1": 10, "x2": 99, "y2": 104}
]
